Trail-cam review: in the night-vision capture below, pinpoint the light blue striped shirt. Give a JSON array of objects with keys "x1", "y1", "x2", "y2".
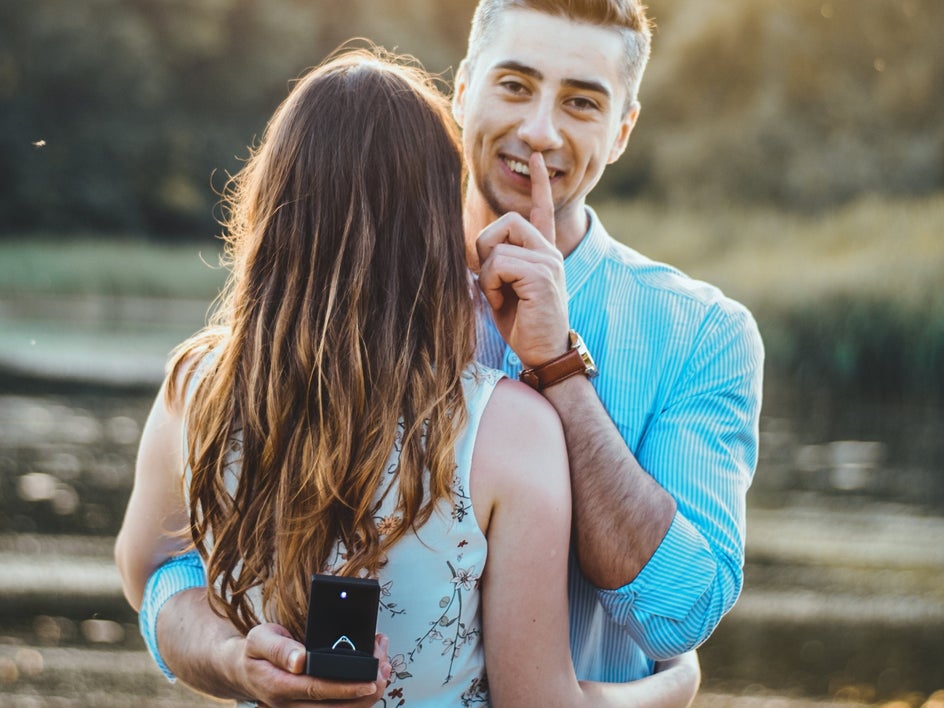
[{"x1": 139, "y1": 207, "x2": 763, "y2": 683}]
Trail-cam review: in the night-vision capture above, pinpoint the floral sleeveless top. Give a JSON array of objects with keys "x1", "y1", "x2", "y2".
[
  {"x1": 188, "y1": 360, "x2": 503, "y2": 707},
  {"x1": 330, "y1": 364, "x2": 502, "y2": 706}
]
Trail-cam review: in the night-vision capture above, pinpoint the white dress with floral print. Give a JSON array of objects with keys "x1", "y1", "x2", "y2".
[
  {"x1": 190, "y1": 361, "x2": 503, "y2": 707},
  {"x1": 328, "y1": 364, "x2": 501, "y2": 707}
]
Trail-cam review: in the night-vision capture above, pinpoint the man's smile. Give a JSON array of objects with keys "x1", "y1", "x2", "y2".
[{"x1": 501, "y1": 155, "x2": 561, "y2": 179}]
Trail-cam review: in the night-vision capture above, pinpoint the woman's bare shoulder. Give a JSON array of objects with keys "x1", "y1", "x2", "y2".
[
  {"x1": 471, "y1": 377, "x2": 568, "y2": 502},
  {"x1": 484, "y1": 377, "x2": 562, "y2": 432}
]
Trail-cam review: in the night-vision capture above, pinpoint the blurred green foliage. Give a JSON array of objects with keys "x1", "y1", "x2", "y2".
[
  {"x1": 0, "y1": 0, "x2": 473, "y2": 239},
  {"x1": 596, "y1": 192, "x2": 944, "y2": 400},
  {"x1": 0, "y1": 236, "x2": 225, "y2": 298},
  {"x1": 3, "y1": 193, "x2": 940, "y2": 398},
  {"x1": 1, "y1": 0, "x2": 941, "y2": 239},
  {"x1": 620, "y1": 0, "x2": 944, "y2": 210}
]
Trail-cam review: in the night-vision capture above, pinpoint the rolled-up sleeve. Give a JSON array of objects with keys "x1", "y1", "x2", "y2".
[
  {"x1": 599, "y1": 303, "x2": 763, "y2": 658},
  {"x1": 139, "y1": 551, "x2": 207, "y2": 681}
]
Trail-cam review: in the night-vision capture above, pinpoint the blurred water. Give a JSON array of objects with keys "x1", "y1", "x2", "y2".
[
  {"x1": 0, "y1": 375, "x2": 940, "y2": 704},
  {"x1": 0, "y1": 297, "x2": 942, "y2": 704}
]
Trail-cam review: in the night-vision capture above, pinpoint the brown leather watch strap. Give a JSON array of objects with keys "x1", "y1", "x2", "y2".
[{"x1": 519, "y1": 347, "x2": 587, "y2": 391}]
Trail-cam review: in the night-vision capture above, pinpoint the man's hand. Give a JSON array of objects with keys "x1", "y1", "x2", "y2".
[
  {"x1": 152, "y1": 580, "x2": 393, "y2": 706},
  {"x1": 222, "y1": 624, "x2": 391, "y2": 708},
  {"x1": 476, "y1": 152, "x2": 570, "y2": 367}
]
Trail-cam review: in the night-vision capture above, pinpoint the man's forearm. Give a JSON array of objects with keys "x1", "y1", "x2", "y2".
[
  {"x1": 156, "y1": 587, "x2": 253, "y2": 700},
  {"x1": 543, "y1": 374, "x2": 676, "y2": 590}
]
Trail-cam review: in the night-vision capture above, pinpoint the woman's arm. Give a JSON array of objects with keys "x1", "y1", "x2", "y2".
[
  {"x1": 580, "y1": 651, "x2": 701, "y2": 707},
  {"x1": 473, "y1": 379, "x2": 700, "y2": 707},
  {"x1": 472, "y1": 379, "x2": 577, "y2": 705},
  {"x1": 114, "y1": 378, "x2": 191, "y2": 610}
]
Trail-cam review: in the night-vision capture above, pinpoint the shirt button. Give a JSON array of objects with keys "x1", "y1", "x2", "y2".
[{"x1": 507, "y1": 353, "x2": 520, "y2": 366}]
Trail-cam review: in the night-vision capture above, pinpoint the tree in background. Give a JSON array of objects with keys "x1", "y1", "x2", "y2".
[
  {"x1": 1, "y1": 0, "x2": 941, "y2": 239},
  {"x1": 0, "y1": 0, "x2": 473, "y2": 239},
  {"x1": 622, "y1": 0, "x2": 944, "y2": 210}
]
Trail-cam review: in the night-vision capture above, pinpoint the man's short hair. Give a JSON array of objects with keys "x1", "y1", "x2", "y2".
[{"x1": 465, "y1": 0, "x2": 652, "y2": 108}]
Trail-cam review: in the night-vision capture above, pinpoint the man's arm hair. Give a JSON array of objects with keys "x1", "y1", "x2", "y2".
[
  {"x1": 545, "y1": 374, "x2": 676, "y2": 588},
  {"x1": 545, "y1": 307, "x2": 763, "y2": 657},
  {"x1": 155, "y1": 586, "x2": 388, "y2": 704}
]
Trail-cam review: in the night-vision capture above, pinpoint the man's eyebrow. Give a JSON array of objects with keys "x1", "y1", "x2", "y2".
[
  {"x1": 493, "y1": 60, "x2": 544, "y2": 81},
  {"x1": 562, "y1": 77, "x2": 611, "y2": 99},
  {"x1": 492, "y1": 60, "x2": 611, "y2": 99}
]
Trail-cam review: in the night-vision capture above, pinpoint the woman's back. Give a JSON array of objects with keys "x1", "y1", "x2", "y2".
[
  {"x1": 231, "y1": 365, "x2": 504, "y2": 704},
  {"x1": 177, "y1": 347, "x2": 579, "y2": 708},
  {"x1": 181, "y1": 345, "x2": 573, "y2": 706},
  {"x1": 176, "y1": 356, "x2": 500, "y2": 704}
]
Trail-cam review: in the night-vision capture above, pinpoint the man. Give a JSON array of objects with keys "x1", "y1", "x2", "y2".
[
  {"x1": 454, "y1": 0, "x2": 761, "y2": 678},
  {"x1": 125, "y1": 0, "x2": 761, "y2": 703}
]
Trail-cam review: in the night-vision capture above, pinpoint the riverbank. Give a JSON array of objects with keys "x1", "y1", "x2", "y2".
[
  {"x1": 3, "y1": 193, "x2": 943, "y2": 400},
  {"x1": 0, "y1": 296, "x2": 208, "y2": 389}
]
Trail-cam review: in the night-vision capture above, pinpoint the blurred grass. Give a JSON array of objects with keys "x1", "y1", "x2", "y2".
[
  {"x1": 596, "y1": 192, "x2": 944, "y2": 312},
  {"x1": 0, "y1": 236, "x2": 225, "y2": 299},
  {"x1": 596, "y1": 192, "x2": 944, "y2": 399},
  {"x1": 1, "y1": 193, "x2": 942, "y2": 398}
]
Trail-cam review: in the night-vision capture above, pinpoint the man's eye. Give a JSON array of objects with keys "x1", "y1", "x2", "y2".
[
  {"x1": 568, "y1": 97, "x2": 599, "y2": 111},
  {"x1": 500, "y1": 80, "x2": 527, "y2": 94}
]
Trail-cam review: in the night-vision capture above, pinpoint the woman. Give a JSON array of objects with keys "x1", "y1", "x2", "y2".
[{"x1": 115, "y1": 48, "x2": 698, "y2": 706}]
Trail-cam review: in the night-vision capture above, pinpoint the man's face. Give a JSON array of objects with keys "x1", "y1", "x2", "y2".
[{"x1": 453, "y1": 8, "x2": 638, "y2": 229}]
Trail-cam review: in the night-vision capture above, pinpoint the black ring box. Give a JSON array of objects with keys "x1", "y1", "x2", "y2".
[{"x1": 304, "y1": 574, "x2": 380, "y2": 682}]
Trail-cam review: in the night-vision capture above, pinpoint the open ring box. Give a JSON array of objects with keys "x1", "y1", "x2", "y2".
[{"x1": 304, "y1": 574, "x2": 381, "y2": 681}]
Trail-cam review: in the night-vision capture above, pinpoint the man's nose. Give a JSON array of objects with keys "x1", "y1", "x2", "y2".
[{"x1": 517, "y1": 99, "x2": 564, "y2": 152}]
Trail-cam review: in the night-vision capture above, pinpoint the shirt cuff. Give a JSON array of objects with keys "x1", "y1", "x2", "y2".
[
  {"x1": 598, "y1": 512, "x2": 715, "y2": 623},
  {"x1": 139, "y1": 552, "x2": 207, "y2": 681}
]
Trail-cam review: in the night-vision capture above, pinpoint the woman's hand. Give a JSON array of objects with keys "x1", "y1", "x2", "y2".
[{"x1": 578, "y1": 650, "x2": 702, "y2": 707}]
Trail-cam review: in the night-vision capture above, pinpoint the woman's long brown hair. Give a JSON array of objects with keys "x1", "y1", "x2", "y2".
[{"x1": 166, "y1": 48, "x2": 474, "y2": 640}]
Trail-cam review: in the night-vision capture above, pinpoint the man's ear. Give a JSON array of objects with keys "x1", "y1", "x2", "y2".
[
  {"x1": 452, "y1": 60, "x2": 469, "y2": 127},
  {"x1": 607, "y1": 100, "x2": 640, "y2": 164}
]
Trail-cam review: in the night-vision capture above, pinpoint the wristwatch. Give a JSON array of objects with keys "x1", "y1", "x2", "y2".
[{"x1": 519, "y1": 330, "x2": 598, "y2": 391}]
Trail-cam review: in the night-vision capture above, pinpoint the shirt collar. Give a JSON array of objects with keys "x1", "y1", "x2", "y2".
[{"x1": 563, "y1": 206, "x2": 609, "y2": 298}]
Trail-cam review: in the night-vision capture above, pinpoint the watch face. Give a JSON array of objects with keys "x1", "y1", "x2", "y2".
[{"x1": 570, "y1": 331, "x2": 598, "y2": 378}]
